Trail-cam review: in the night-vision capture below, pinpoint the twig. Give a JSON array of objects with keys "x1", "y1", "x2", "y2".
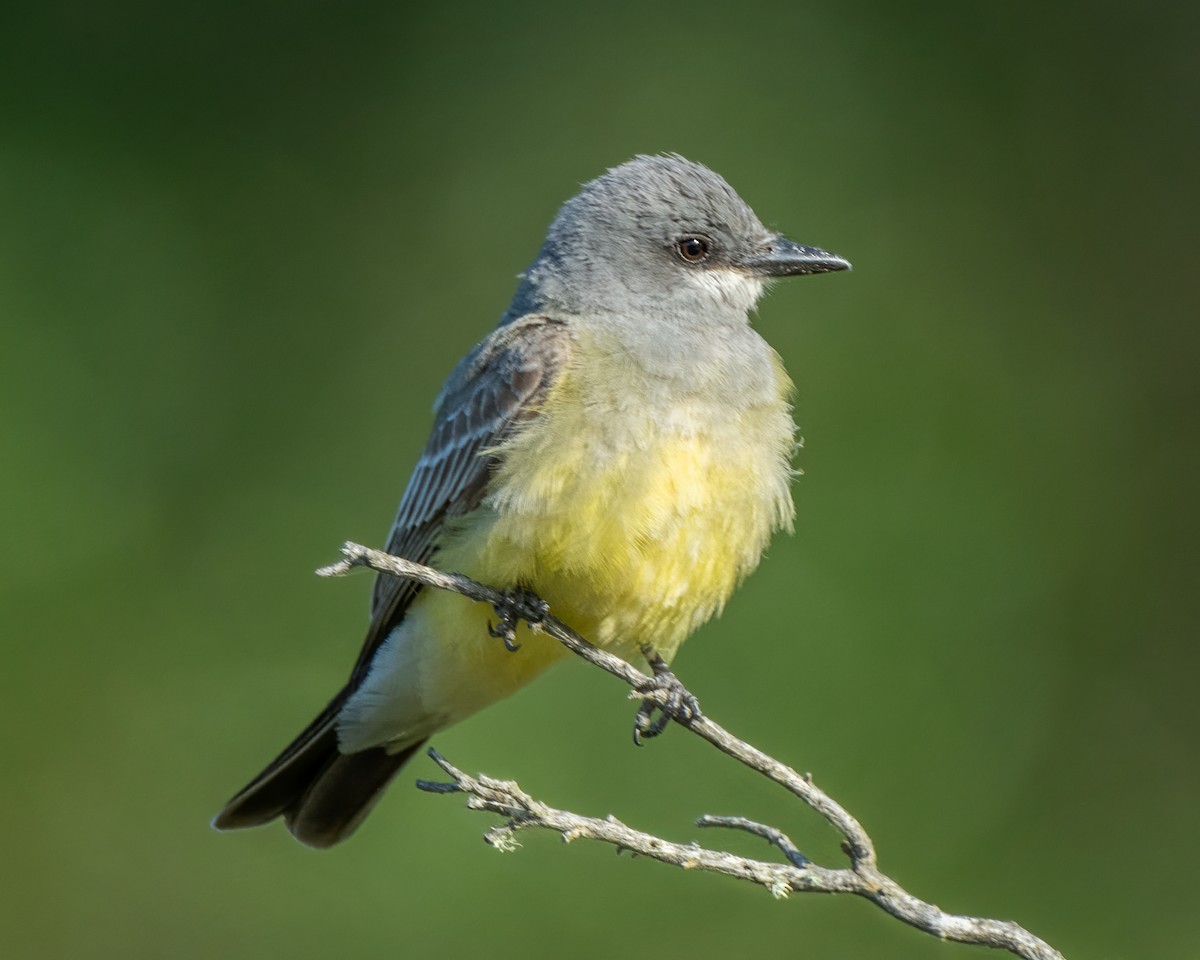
[
  {"x1": 415, "y1": 748, "x2": 852, "y2": 897},
  {"x1": 319, "y1": 542, "x2": 1065, "y2": 960},
  {"x1": 695, "y1": 814, "x2": 811, "y2": 867}
]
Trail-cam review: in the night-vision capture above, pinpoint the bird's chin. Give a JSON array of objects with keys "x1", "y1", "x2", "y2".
[{"x1": 688, "y1": 269, "x2": 766, "y2": 314}]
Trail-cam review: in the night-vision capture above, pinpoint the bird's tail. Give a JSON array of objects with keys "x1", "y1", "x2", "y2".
[{"x1": 212, "y1": 688, "x2": 426, "y2": 848}]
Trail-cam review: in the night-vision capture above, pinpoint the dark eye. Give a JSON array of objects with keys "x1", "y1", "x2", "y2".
[{"x1": 676, "y1": 236, "x2": 711, "y2": 263}]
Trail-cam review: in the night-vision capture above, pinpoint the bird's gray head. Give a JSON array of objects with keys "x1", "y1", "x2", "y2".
[{"x1": 505, "y1": 154, "x2": 849, "y2": 325}]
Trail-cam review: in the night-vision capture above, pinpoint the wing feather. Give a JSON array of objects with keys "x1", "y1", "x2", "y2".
[
  {"x1": 347, "y1": 315, "x2": 571, "y2": 687},
  {"x1": 214, "y1": 317, "x2": 571, "y2": 832}
]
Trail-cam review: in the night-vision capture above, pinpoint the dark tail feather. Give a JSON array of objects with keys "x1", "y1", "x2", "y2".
[
  {"x1": 212, "y1": 688, "x2": 425, "y2": 848},
  {"x1": 283, "y1": 740, "x2": 426, "y2": 848}
]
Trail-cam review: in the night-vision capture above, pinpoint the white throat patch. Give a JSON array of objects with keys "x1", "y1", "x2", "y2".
[{"x1": 689, "y1": 268, "x2": 766, "y2": 314}]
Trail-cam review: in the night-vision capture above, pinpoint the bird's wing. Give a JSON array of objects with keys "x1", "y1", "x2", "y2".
[
  {"x1": 347, "y1": 315, "x2": 572, "y2": 688},
  {"x1": 211, "y1": 317, "x2": 571, "y2": 833}
]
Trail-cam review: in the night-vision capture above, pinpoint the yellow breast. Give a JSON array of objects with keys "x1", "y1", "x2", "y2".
[{"x1": 440, "y1": 326, "x2": 797, "y2": 663}]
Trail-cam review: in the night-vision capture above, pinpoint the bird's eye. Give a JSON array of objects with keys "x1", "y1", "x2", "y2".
[{"x1": 676, "y1": 236, "x2": 711, "y2": 263}]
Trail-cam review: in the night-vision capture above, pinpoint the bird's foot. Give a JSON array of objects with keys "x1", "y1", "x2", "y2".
[
  {"x1": 633, "y1": 648, "x2": 702, "y2": 744},
  {"x1": 488, "y1": 587, "x2": 550, "y2": 653}
]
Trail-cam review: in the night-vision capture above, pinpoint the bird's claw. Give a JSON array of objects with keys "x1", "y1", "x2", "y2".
[
  {"x1": 633, "y1": 650, "x2": 701, "y2": 744},
  {"x1": 488, "y1": 587, "x2": 550, "y2": 653}
]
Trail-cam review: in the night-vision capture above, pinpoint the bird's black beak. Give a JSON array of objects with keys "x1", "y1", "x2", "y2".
[{"x1": 740, "y1": 236, "x2": 851, "y2": 277}]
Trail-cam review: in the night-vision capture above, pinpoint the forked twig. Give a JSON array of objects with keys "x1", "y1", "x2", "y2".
[{"x1": 319, "y1": 542, "x2": 1064, "y2": 960}]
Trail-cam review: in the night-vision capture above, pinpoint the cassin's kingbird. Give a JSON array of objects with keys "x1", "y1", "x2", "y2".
[{"x1": 213, "y1": 154, "x2": 850, "y2": 847}]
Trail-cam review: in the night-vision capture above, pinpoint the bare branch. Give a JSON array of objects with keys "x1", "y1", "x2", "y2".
[
  {"x1": 415, "y1": 749, "x2": 853, "y2": 897},
  {"x1": 319, "y1": 542, "x2": 1066, "y2": 960},
  {"x1": 695, "y1": 814, "x2": 811, "y2": 867}
]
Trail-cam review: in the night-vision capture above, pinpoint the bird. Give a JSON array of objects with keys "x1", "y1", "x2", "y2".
[{"x1": 213, "y1": 154, "x2": 850, "y2": 848}]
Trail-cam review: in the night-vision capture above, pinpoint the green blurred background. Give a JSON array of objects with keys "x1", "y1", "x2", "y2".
[{"x1": 3, "y1": 2, "x2": 1196, "y2": 957}]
